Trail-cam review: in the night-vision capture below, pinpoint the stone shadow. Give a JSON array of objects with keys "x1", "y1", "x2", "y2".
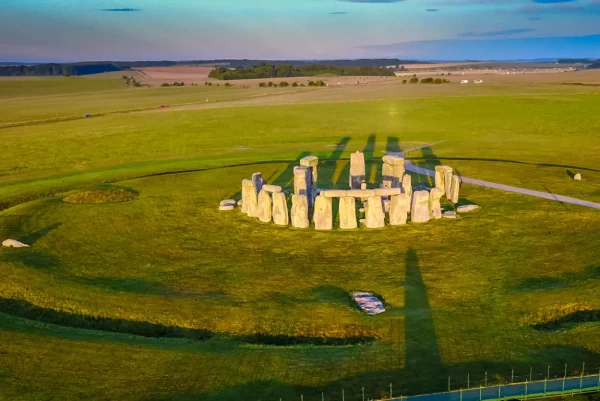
[
  {"x1": 20, "y1": 222, "x2": 62, "y2": 245},
  {"x1": 363, "y1": 134, "x2": 377, "y2": 184},
  {"x1": 318, "y1": 136, "x2": 351, "y2": 188}
]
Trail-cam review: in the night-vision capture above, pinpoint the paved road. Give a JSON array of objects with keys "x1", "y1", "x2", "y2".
[
  {"x1": 391, "y1": 142, "x2": 600, "y2": 211},
  {"x1": 396, "y1": 375, "x2": 600, "y2": 401}
]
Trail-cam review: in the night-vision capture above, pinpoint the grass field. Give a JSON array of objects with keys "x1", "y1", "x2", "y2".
[{"x1": 1, "y1": 75, "x2": 600, "y2": 401}]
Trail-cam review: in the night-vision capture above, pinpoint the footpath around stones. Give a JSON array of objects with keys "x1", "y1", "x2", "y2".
[{"x1": 222, "y1": 152, "x2": 479, "y2": 230}]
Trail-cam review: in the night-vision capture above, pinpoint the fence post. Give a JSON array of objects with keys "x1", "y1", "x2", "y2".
[
  {"x1": 547, "y1": 366, "x2": 550, "y2": 380},
  {"x1": 511, "y1": 369, "x2": 514, "y2": 384},
  {"x1": 468, "y1": 374, "x2": 470, "y2": 389},
  {"x1": 362, "y1": 387, "x2": 365, "y2": 401},
  {"x1": 564, "y1": 363, "x2": 568, "y2": 379},
  {"x1": 479, "y1": 385, "x2": 482, "y2": 401},
  {"x1": 582, "y1": 362, "x2": 586, "y2": 377},
  {"x1": 342, "y1": 389, "x2": 345, "y2": 401},
  {"x1": 529, "y1": 367, "x2": 532, "y2": 382},
  {"x1": 525, "y1": 379, "x2": 528, "y2": 396},
  {"x1": 563, "y1": 376, "x2": 566, "y2": 392},
  {"x1": 498, "y1": 383, "x2": 501, "y2": 400},
  {"x1": 598, "y1": 368, "x2": 600, "y2": 388},
  {"x1": 448, "y1": 376, "x2": 451, "y2": 392},
  {"x1": 302, "y1": 395, "x2": 304, "y2": 401},
  {"x1": 485, "y1": 372, "x2": 488, "y2": 387},
  {"x1": 544, "y1": 378, "x2": 547, "y2": 395},
  {"x1": 322, "y1": 392, "x2": 324, "y2": 401},
  {"x1": 390, "y1": 383, "x2": 393, "y2": 399},
  {"x1": 460, "y1": 388, "x2": 463, "y2": 401}
]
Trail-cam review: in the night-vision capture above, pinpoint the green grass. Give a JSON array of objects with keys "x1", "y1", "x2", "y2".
[{"x1": 0, "y1": 77, "x2": 600, "y2": 401}]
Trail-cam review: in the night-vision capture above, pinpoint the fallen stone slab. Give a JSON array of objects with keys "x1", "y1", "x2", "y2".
[
  {"x1": 457, "y1": 205, "x2": 479, "y2": 213},
  {"x1": 443, "y1": 211, "x2": 457, "y2": 219},
  {"x1": 574, "y1": 173, "x2": 582, "y2": 181},
  {"x1": 220, "y1": 199, "x2": 237, "y2": 207},
  {"x1": 2, "y1": 239, "x2": 30, "y2": 248},
  {"x1": 352, "y1": 292, "x2": 386, "y2": 315},
  {"x1": 219, "y1": 205, "x2": 235, "y2": 211}
]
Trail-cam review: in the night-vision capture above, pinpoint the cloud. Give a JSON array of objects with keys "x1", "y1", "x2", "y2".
[
  {"x1": 100, "y1": 8, "x2": 141, "y2": 12},
  {"x1": 329, "y1": 11, "x2": 349, "y2": 14},
  {"x1": 517, "y1": 0, "x2": 600, "y2": 14},
  {"x1": 460, "y1": 28, "x2": 535, "y2": 37},
  {"x1": 426, "y1": 8, "x2": 440, "y2": 11},
  {"x1": 533, "y1": 0, "x2": 576, "y2": 3}
]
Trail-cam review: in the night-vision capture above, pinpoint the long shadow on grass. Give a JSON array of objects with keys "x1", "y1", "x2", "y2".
[
  {"x1": 19, "y1": 222, "x2": 62, "y2": 245},
  {"x1": 363, "y1": 134, "x2": 377, "y2": 184},
  {"x1": 318, "y1": 136, "x2": 351, "y2": 188}
]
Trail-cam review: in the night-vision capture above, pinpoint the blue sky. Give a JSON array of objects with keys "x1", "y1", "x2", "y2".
[{"x1": 0, "y1": 0, "x2": 599, "y2": 62}]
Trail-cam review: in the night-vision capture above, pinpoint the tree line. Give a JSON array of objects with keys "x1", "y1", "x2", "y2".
[{"x1": 208, "y1": 63, "x2": 395, "y2": 80}]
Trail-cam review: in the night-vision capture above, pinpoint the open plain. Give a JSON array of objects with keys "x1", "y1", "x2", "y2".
[{"x1": 1, "y1": 69, "x2": 600, "y2": 401}]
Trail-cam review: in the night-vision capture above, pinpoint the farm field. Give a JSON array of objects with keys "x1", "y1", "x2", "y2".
[{"x1": 1, "y1": 75, "x2": 600, "y2": 401}]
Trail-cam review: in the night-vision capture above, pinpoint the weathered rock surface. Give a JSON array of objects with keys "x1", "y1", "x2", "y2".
[
  {"x1": 300, "y1": 156, "x2": 319, "y2": 184},
  {"x1": 374, "y1": 188, "x2": 402, "y2": 197},
  {"x1": 313, "y1": 195, "x2": 333, "y2": 230},
  {"x1": 353, "y1": 292, "x2": 386, "y2": 315},
  {"x1": 237, "y1": 200, "x2": 243, "y2": 207},
  {"x1": 574, "y1": 173, "x2": 582, "y2": 181},
  {"x1": 2, "y1": 239, "x2": 30, "y2": 248},
  {"x1": 262, "y1": 184, "x2": 282, "y2": 193},
  {"x1": 383, "y1": 199, "x2": 391, "y2": 213},
  {"x1": 457, "y1": 205, "x2": 479, "y2": 213},
  {"x1": 219, "y1": 205, "x2": 235, "y2": 211},
  {"x1": 220, "y1": 199, "x2": 237, "y2": 207},
  {"x1": 449, "y1": 175, "x2": 461, "y2": 204},
  {"x1": 389, "y1": 194, "x2": 410, "y2": 225},
  {"x1": 435, "y1": 166, "x2": 453, "y2": 196},
  {"x1": 360, "y1": 182, "x2": 368, "y2": 190},
  {"x1": 382, "y1": 155, "x2": 404, "y2": 166},
  {"x1": 402, "y1": 174, "x2": 412, "y2": 201},
  {"x1": 257, "y1": 190, "x2": 272, "y2": 223},
  {"x1": 411, "y1": 190, "x2": 431, "y2": 223},
  {"x1": 443, "y1": 211, "x2": 457, "y2": 219},
  {"x1": 365, "y1": 196, "x2": 385, "y2": 228},
  {"x1": 429, "y1": 188, "x2": 444, "y2": 219},
  {"x1": 339, "y1": 197, "x2": 357, "y2": 229},
  {"x1": 347, "y1": 189, "x2": 375, "y2": 198},
  {"x1": 293, "y1": 166, "x2": 311, "y2": 197},
  {"x1": 272, "y1": 192, "x2": 289, "y2": 226},
  {"x1": 252, "y1": 172, "x2": 264, "y2": 194},
  {"x1": 321, "y1": 190, "x2": 348, "y2": 198},
  {"x1": 350, "y1": 151, "x2": 366, "y2": 190},
  {"x1": 242, "y1": 179, "x2": 258, "y2": 217},
  {"x1": 291, "y1": 194, "x2": 309, "y2": 228}
]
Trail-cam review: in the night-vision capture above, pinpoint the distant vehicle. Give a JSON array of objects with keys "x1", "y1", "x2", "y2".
[
  {"x1": 83, "y1": 113, "x2": 91, "y2": 118},
  {"x1": 460, "y1": 80, "x2": 469, "y2": 84},
  {"x1": 474, "y1": 79, "x2": 483, "y2": 84},
  {"x1": 159, "y1": 104, "x2": 166, "y2": 108}
]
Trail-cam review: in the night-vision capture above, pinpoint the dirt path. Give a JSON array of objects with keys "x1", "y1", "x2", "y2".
[{"x1": 396, "y1": 142, "x2": 600, "y2": 210}]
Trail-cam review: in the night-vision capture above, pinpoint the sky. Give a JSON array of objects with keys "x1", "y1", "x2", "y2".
[{"x1": 0, "y1": 0, "x2": 599, "y2": 62}]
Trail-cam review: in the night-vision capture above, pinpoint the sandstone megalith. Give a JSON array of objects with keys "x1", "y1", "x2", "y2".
[
  {"x1": 272, "y1": 192, "x2": 289, "y2": 226},
  {"x1": 350, "y1": 151, "x2": 366, "y2": 190},
  {"x1": 257, "y1": 190, "x2": 272, "y2": 223},
  {"x1": 313, "y1": 195, "x2": 333, "y2": 230},
  {"x1": 389, "y1": 194, "x2": 410, "y2": 225},
  {"x1": 339, "y1": 196, "x2": 357, "y2": 229},
  {"x1": 411, "y1": 190, "x2": 430, "y2": 223},
  {"x1": 252, "y1": 172, "x2": 264, "y2": 194},
  {"x1": 402, "y1": 174, "x2": 412, "y2": 201},
  {"x1": 242, "y1": 179, "x2": 258, "y2": 217},
  {"x1": 429, "y1": 188, "x2": 444, "y2": 219},
  {"x1": 291, "y1": 194, "x2": 309, "y2": 228},
  {"x1": 365, "y1": 196, "x2": 385, "y2": 228},
  {"x1": 449, "y1": 175, "x2": 461, "y2": 204}
]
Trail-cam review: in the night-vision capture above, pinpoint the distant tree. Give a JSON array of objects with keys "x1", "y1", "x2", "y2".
[
  {"x1": 434, "y1": 78, "x2": 443, "y2": 84},
  {"x1": 224, "y1": 82, "x2": 232, "y2": 87},
  {"x1": 402, "y1": 80, "x2": 407, "y2": 84},
  {"x1": 279, "y1": 81, "x2": 289, "y2": 87},
  {"x1": 409, "y1": 77, "x2": 419, "y2": 84},
  {"x1": 420, "y1": 77, "x2": 434, "y2": 84},
  {"x1": 267, "y1": 82, "x2": 274, "y2": 87},
  {"x1": 292, "y1": 82, "x2": 299, "y2": 87},
  {"x1": 259, "y1": 82, "x2": 267, "y2": 87}
]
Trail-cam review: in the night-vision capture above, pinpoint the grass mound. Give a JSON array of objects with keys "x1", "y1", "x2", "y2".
[{"x1": 62, "y1": 188, "x2": 136, "y2": 204}]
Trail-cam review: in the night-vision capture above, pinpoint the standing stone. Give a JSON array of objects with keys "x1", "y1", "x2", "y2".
[
  {"x1": 293, "y1": 166, "x2": 311, "y2": 198},
  {"x1": 402, "y1": 174, "x2": 412, "y2": 204},
  {"x1": 360, "y1": 182, "x2": 368, "y2": 190},
  {"x1": 389, "y1": 194, "x2": 410, "y2": 225},
  {"x1": 257, "y1": 190, "x2": 272, "y2": 223},
  {"x1": 291, "y1": 194, "x2": 309, "y2": 228},
  {"x1": 365, "y1": 196, "x2": 385, "y2": 229},
  {"x1": 382, "y1": 163, "x2": 394, "y2": 189},
  {"x1": 349, "y1": 152, "x2": 366, "y2": 190},
  {"x1": 242, "y1": 179, "x2": 258, "y2": 217},
  {"x1": 300, "y1": 156, "x2": 319, "y2": 185},
  {"x1": 434, "y1": 166, "x2": 446, "y2": 191},
  {"x1": 339, "y1": 196, "x2": 357, "y2": 229},
  {"x1": 252, "y1": 172, "x2": 264, "y2": 194},
  {"x1": 272, "y1": 192, "x2": 289, "y2": 226},
  {"x1": 313, "y1": 195, "x2": 333, "y2": 231},
  {"x1": 383, "y1": 155, "x2": 405, "y2": 188},
  {"x1": 434, "y1": 166, "x2": 453, "y2": 197},
  {"x1": 574, "y1": 173, "x2": 582, "y2": 181},
  {"x1": 429, "y1": 188, "x2": 444, "y2": 219},
  {"x1": 411, "y1": 191, "x2": 430, "y2": 223},
  {"x1": 449, "y1": 175, "x2": 461, "y2": 204}
]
